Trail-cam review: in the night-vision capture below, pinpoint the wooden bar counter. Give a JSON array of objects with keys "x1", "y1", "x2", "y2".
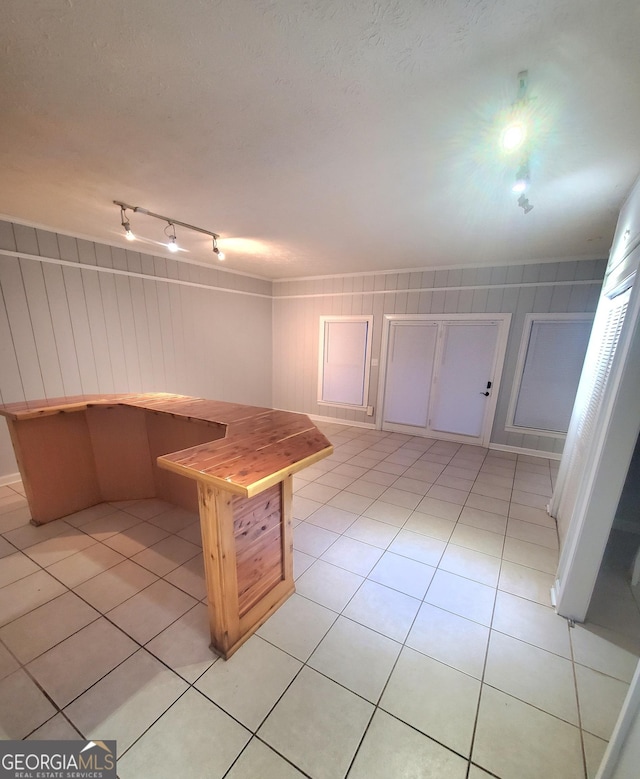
[{"x1": 0, "y1": 393, "x2": 333, "y2": 658}]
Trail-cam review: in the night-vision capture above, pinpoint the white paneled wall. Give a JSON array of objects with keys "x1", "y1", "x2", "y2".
[
  {"x1": 0, "y1": 220, "x2": 273, "y2": 479},
  {"x1": 272, "y1": 260, "x2": 607, "y2": 455}
]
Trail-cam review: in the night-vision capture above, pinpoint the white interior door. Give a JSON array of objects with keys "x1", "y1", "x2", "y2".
[
  {"x1": 381, "y1": 315, "x2": 509, "y2": 446},
  {"x1": 430, "y1": 322, "x2": 499, "y2": 437},
  {"x1": 383, "y1": 322, "x2": 438, "y2": 427}
]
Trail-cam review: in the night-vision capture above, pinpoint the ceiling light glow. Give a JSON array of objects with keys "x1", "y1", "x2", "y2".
[{"x1": 501, "y1": 122, "x2": 526, "y2": 152}]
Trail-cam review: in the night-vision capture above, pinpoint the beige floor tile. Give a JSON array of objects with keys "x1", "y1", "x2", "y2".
[
  {"x1": 0, "y1": 569, "x2": 67, "y2": 627},
  {"x1": 0, "y1": 551, "x2": 39, "y2": 588},
  {"x1": 146, "y1": 506, "x2": 199, "y2": 533},
  {"x1": 571, "y1": 623, "x2": 639, "y2": 683},
  {"x1": 377, "y1": 487, "x2": 421, "y2": 510},
  {"x1": 27, "y1": 712, "x2": 82, "y2": 740},
  {"x1": 381, "y1": 647, "x2": 480, "y2": 757},
  {"x1": 416, "y1": 496, "x2": 463, "y2": 521},
  {"x1": 315, "y1": 470, "x2": 356, "y2": 489},
  {"x1": 343, "y1": 580, "x2": 421, "y2": 642},
  {"x1": 499, "y1": 560, "x2": 555, "y2": 606},
  {"x1": 0, "y1": 669, "x2": 57, "y2": 738},
  {"x1": 473, "y1": 686, "x2": 583, "y2": 779},
  {"x1": 305, "y1": 505, "x2": 359, "y2": 533},
  {"x1": 425, "y1": 569, "x2": 496, "y2": 626},
  {"x1": 468, "y1": 765, "x2": 495, "y2": 778},
  {"x1": 510, "y1": 488, "x2": 549, "y2": 509},
  {"x1": 507, "y1": 519, "x2": 558, "y2": 550},
  {"x1": 426, "y1": 484, "x2": 469, "y2": 506},
  {"x1": 292, "y1": 495, "x2": 323, "y2": 520},
  {"x1": 349, "y1": 709, "x2": 468, "y2": 779},
  {"x1": 320, "y1": 536, "x2": 383, "y2": 576},
  {"x1": 326, "y1": 490, "x2": 374, "y2": 514},
  {"x1": 344, "y1": 516, "x2": 400, "y2": 549},
  {"x1": 368, "y1": 551, "x2": 435, "y2": 598},
  {"x1": 81, "y1": 510, "x2": 141, "y2": 540},
  {"x1": 258, "y1": 667, "x2": 373, "y2": 779},
  {"x1": 449, "y1": 523, "x2": 504, "y2": 557},
  {"x1": 439, "y1": 544, "x2": 501, "y2": 587},
  {"x1": 65, "y1": 648, "x2": 188, "y2": 752},
  {"x1": 363, "y1": 500, "x2": 412, "y2": 527},
  {"x1": 130, "y1": 535, "x2": 200, "y2": 576},
  {"x1": 226, "y1": 738, "x2": 306, "y2": 779},
  {"x1": 308, "y1": 616, "x2": 401, "y2": 703},
  {"x1": 196, "y1": 635, "x2": 301, "y2": 729},
  {"x1": 575, "y1": 664, "x2": 630, "y2": 740},
  {"x1": 293, "y1": 522, "x2": 339, "y2": 556},
  {"x1": 4, "y1": 518, "x2": 73, "y2": 550},
  {"x1": 404, "y1": 511, "x2": 456, "y2": 542},
  {"x1": 464, "y1": 492, "x2": 509, "y2": 516},
  {"x1": 0, "y1": 506, "x2": 33, "y2": 535},
  {"x1": 107, "y1": 579, "x2": 197, "y2": 644},
  {"x1": 0, "y1": 590, "x2": 100, "y2": 663},
  {"x1": 176, "y1": 521, "x2": 203, "y2": 547},
  {"x1": 509, "y1": 502, "x2": 556, "y2": 527},
  {"x1": 46, "y1": 542, "x2": 125, "y2": 587},
  {"x1": 74, "y1": 559, "x2": 157, "y2": 612},
  {"x1": 64, "y1": 502, "x2": 126, "y2": 527},
  {"x1": 257, "y1": 593, "x2": 337, "y2": 661},
  {"x1": 118, "y1": 688, "x2": 250, "y2": 779},
  {"x1": 295, "y1": 559, "x2": 364, "y2": 612},
  {"x1": 23, "y1": 528, "x2": 96, "y2": 567},
  {"x1": 458, "y1": 506, "x2": 507, "y2": 534},
  {"x1": 103, "y1": 523, "x2": 170, "y2": 557},
  {"x1": 393, "y1": 476, "x2": 433, "y2": 495},
  {"x1": 484, "y1": 631, "x2": 579, "y2": 724},
  {"x1": 345, "y1": 478, "x2": 388, "y2": 499},
  {"x1": 434, "y1": 473, "x2": 474, "y2": 492},
  {"x1": 492, "y1": 590, "x2": 571, "y2": 658},
  {"x1": 120, "y1": 498, "x2": 175, "y2": 520},
  {"x1": 145, "y1": 603, "x2": 217, "y2": 683},
  {"x1": 0, "y1": 642, "x2": 19, "y2": 681},
  {"x1": 407, "y1": 602, "x2": 489, "y2": 679},
  {"x1": 502, "y1": 536, "x2": 558, "y2": 574},
  {"x1": 583, "y1": 731, "x2": 608, "y2": 779},
  {"x1": 27, "y1": 618, "x2": 138, "y2": 707},
  {"x1": 164, "y1": 552, "x2": 206, "y2": 599},
  {"x1": 294, "y1": 482, "x2": 341, "y2": 503},
  {"x1": 470, "y1": 481, "x2": 512, "y2": 502},
  {"x1": 0, "y1": 536, "x2": 15, "y2": 559},
  {"x1": 387, "y1": 528, "x2": 446, "y2": 566}
]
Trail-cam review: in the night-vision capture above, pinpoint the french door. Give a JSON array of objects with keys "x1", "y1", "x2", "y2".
[{"x1": 380, "y1": 314, "x2": 510, "y2": 446}]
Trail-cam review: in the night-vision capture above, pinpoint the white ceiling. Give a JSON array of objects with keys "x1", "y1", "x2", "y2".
[{"x1": 1, "y1": 0, "x2": 639, "y2": 279}]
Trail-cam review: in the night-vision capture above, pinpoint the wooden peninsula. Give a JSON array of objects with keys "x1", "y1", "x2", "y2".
[{"x1": 0, "y1": 393, "x2": 333, "y2": 658}]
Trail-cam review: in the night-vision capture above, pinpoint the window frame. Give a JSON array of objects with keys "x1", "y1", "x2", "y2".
[
  {"x1": 505, "y1": 312, "x2": 595, "y2": 438},
  {"x1": 317, "y1": 315, "x2": 373, "y2": 410}
]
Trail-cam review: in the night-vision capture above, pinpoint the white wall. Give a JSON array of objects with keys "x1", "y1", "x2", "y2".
[
  {"x1": 0, "y1": 220, "x2": 273, "y2": 480},
  {"x1": 272, "y1": 260, "x2": 606, "y2": 454}
]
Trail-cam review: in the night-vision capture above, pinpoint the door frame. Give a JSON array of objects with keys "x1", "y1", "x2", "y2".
[{"x1": 377, "y1": 313, "x2": 511, "y2": 447}]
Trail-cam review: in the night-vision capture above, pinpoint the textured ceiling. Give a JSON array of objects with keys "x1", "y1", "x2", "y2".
[{"x1": 1, "y1": 0, "x2": 639, "y2": 279}]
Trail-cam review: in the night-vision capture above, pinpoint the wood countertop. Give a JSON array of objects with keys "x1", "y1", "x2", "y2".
[{"x1": 0, "y1": 393, "x2": 333, "y2": 497}]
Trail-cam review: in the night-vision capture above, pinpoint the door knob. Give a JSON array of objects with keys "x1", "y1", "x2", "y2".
[{"x1": 481, "y1": 391, "x2": 490, "y2": 396}]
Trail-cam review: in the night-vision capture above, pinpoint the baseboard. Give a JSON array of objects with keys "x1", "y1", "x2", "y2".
[
  {"x1": 0, "y1": 472, "x2": 21, "y2": 487},
  {"x1": 489, "y1": 443, "x2": 562, "y2": 461},
  {"x1": 307, "y1": 414, "x2": 376, "y2": 430}
]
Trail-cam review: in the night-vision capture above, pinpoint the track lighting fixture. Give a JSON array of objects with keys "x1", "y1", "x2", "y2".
[
  {"x1": 113, "y1": 201, "x2": 224, "y2": 260},
  {"x1": 212, "y1": 237, "x2": 225, "y2": 261},
  {"x1": 518, "y1": 194, "x2": 534, "y2": 214},
  {"x1": 120, "y1": 206, "x2": 136, "y2": 241},
  {"x1": 165, "y1": 223, "x2": 179, "y2": 252}
]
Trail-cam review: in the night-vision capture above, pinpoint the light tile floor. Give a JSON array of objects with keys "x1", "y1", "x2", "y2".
[{"x1": 1, "y1": 424, "x2": 639, "y2": 778}]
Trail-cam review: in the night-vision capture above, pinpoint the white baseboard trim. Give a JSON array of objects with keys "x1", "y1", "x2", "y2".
[
  {"x1": 489, "y1": 443, "x2": 562, "y2": 461},
  {"x1": 307, "y1": 414, "x2": 376, "y2": 430},
  {"x1": 0, "y1": 472, "x2": 21, "y2": 487}
]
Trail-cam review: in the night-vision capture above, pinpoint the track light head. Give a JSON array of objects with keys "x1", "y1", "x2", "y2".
[{"x1": 212, "y1": 237, "x2": 225, "y2": 260}]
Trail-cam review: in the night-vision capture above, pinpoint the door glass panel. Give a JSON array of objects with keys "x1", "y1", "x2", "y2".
[
  {"x1": 383, "y1": 322, "x2": 438, "y2": 427},
  {"x1": 430, "y1": 323, "x2": 498, "y2": 437}
]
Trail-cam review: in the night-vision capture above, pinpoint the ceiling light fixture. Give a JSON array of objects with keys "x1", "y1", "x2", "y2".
[
  {"x1": 165, "y1": 222, "x2": 179, "y2": 252},
  {"x1": 119, "y1": 206, "x2": 136, "y2": 241},
  {"x1": 212, "y1": 237, "x2": 225, "y2": 261},
  {"x1": 512, "y1": 162, "x2": 530, "y2": 194},
  {"x1": 518, "y1": 194, "x2": 534, "y2": 214},
  {"x1": 113, "y1": 201, "x2": 224, "y2": 260}
]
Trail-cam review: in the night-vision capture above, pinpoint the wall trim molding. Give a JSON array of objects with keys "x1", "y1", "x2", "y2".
[
  {"x1": 307, "y1": 414, "x2": 375, "y2": 430},
  {"x1": 0, "y1": 472, "x2": 21, "y2": 487},
  {"x1": 489, "y1": 442, "x2": 562, "y2": 460},
  {"x1": 0, "y1": 248, "x2": 271, "y2": 299},
  {"x1": 273, "y1": 278, "x2": 603, "y2": 301}
]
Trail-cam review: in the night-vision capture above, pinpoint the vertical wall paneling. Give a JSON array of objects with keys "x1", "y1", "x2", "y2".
[
  {"x1": 273, "y1": 259, "x2": 607, "y2": 454},
  {"x1": 0, "y1": 219, "x2": 273, "y2": 480}
]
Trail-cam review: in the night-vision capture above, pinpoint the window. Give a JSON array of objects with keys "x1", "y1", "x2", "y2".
[
  {"x1": 318, "y1": 316, "x2": 373, "y2": 409},
  {"x1": 506, "y1": 314, "x2": 594, "y2": 436}
]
